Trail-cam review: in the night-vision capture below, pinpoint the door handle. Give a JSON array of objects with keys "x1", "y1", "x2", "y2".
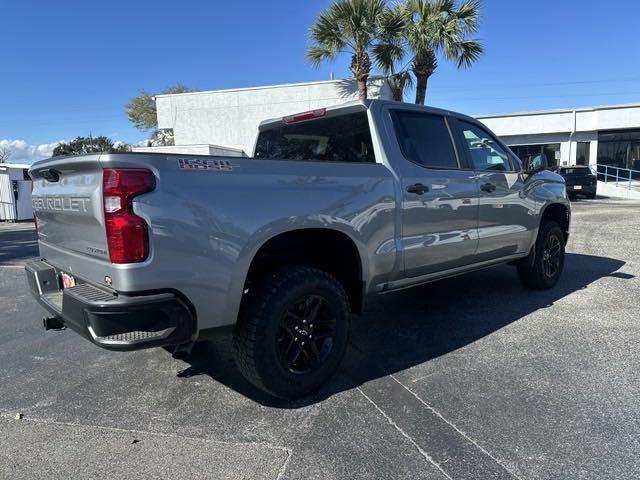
[
  {"x1": 480, "y1": 182, "x2": 496, "y2": 193},
  {"x1": 406, "y1": 183, "x2": 429, "y2": 195}
]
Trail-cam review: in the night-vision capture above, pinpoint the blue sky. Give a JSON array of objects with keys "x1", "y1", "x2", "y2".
[{"x1": 2, "y1": 0, "x2": 640, "y2": 163}]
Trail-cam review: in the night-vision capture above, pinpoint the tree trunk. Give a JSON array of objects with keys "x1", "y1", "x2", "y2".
[
  {"x1": 351, "y1": 51, "x2": 372, "y2": 100},
  {"x1": 412, "y1": 49, "x2": 437, "y2": 105},
  {"x1": 387, "y1": 73, "x2": 409, "y2": 102},
  {"x1": 392, "y1": 84, "x2": 402, "y2": 102},
  {"x1": 414, "y1": 74, "x2": 427, "y2": 105},
  {"x1": 357, "y1": 76, "x2": 369, "y2": 100}
]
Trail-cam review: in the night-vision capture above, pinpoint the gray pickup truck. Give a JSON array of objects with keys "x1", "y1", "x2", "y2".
[{"x1": 26, "y1": 100, "x2": 570, "y2": 399}]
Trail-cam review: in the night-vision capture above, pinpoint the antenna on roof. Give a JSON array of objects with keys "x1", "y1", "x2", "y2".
[{"x1": 330, "y1": 72, "x2": 334, "y2": 80}]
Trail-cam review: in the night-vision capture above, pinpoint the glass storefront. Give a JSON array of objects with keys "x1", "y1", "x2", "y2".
[
  {"x1": 597, "y1": 130, "x2": 640, "y2": 171},
  {"x1": 510, "y1": 144, "x2": 562, "y2": 169},
  {"x1": 576, "y1": 142, "x2": 590, "y2": 166}
]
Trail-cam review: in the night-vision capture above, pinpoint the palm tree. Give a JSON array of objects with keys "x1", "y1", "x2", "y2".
[
  {"x1": 372, "y1": 5, "x2": 412, "y2": 101},
  {"x1": 307, "y1": 0, "x2": 389, "y2": 100},
  {"x1": 405, "y1": 0, "x2": 483, "y2": 105}
]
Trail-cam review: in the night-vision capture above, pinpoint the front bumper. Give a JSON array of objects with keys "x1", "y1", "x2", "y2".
[{"x1": 25, "y1": 259, "x2": 195, "y2": 351}]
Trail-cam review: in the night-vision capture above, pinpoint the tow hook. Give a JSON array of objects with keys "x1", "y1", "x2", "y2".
[
  {"x1": 43, "y1": 316, "x2": 66, "y2": 331},
  {"x1": 172, "y1": 342, "x2": 195, "y2": 360}
]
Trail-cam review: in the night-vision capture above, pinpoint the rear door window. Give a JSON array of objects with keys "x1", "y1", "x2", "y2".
[
  {"x1": 390, "y1": 111, "x2": 459, "y2": 169},
  {"x1": 254, "y1": 111, "x2": 375, "y2": 163}
]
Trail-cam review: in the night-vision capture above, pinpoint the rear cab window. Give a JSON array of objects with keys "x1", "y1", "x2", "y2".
[{"x1": 254, "y1": 111, "x2": 375, "y2": 163}]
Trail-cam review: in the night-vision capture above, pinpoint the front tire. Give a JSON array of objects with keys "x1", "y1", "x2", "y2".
[
  {"x1": 517, "y1": 221, "x2": 566, "y2": 290},
  {"x1": 234, "y1": 267, "x2": 350, "y2": 399}
]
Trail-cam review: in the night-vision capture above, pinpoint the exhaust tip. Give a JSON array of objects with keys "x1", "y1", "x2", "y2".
[{"x1": 172, "y1": 342, "x2": 195, "y2": 360}]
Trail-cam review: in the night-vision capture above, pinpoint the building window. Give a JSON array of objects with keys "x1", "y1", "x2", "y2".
[
  {"x1": 511, "y1": 144, "x2": 561, "y2": 169},
  {"x1": 597, "y1": 130, "x2": 640, "y2": 170},
  {"x1": 576, "y1": 142, "x2": 590, "y2": 166}
]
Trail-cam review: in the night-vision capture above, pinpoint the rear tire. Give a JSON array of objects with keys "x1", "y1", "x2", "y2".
[
  {"x1": 234, "y1": 267, "x2": 350, "y2": 399},
  {"x1": 517, "y1": 221, "x2": 565, "y2": 290}
]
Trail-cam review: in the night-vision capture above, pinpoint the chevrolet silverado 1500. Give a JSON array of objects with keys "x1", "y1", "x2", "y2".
[{"x1": 26, "y1": 100, "x2": 570, "y2": 399}]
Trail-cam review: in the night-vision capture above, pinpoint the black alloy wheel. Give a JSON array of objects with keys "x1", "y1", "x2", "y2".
[
  {"x1": 542, "y1": 233, "x2": 562, "y2": 279},
  {"x1": 517, "y1": 221, "x2": 566, "y2": 290},
  {"x1": 277, "y1": 294, "x2": 336, "y2": 375},
  {"x1": 234, "y1": 267, "x2": 350, "y2": 399}
]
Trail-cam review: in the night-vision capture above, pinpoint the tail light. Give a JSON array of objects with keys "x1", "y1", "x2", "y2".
[{"x1": 102, "y1": 169, "x2": 156, "y2": 264}]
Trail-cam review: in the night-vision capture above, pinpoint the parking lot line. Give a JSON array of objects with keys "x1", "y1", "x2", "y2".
[
  {"x1": 357, "y1": 387, "x2": 454, "y2": 480},
  {"x1": 0, "y1": 414, "x2": 292, "y2": 480},
  {"x1": 357, "y1": 375, "x2": 520, "y2": 480}
]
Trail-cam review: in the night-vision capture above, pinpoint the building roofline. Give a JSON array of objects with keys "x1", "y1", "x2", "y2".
[
  {"x1": 0, "y1": 163, "x2": 31, "y2": 169},
  {"x1": 475, "y1": 102, "x2": 640, "y2": 119},
  {"x1": 132, "y1": 143, "x2": 243, "y2": 150},
  {"x1": 154, "y1": 77, "x2": 387, "y2": 99}
]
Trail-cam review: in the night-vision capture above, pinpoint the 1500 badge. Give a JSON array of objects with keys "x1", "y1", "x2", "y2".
[{"x1": 177, "y1": 158, "x2": 233, "y2": 171}]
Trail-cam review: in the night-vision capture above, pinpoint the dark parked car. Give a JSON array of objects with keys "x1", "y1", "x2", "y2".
[{"x1": 558, "y1": 166, "x2": 597, "y2": 199}]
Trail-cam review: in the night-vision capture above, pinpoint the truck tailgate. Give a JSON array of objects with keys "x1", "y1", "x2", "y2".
[{"x1": 30, "y1": 154, "x2": 109, "y2": 261}]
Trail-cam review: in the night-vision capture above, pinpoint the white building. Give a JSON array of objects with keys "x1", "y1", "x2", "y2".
[
  {"x1": 0, "y1": 163, "x2": 33, "y2": 221},
  {"x1": 477, "y1": 103, "x2": 640, "y2": 171},
  {"x1": 137, "y1": 78, "x2": 640, "y2": 177},
  {"x1": 135, "y1": 77, "x2": 392, "y2": 156}
]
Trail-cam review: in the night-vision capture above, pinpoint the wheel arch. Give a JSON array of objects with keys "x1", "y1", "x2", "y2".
[
  {"x1": 540, "y1": 201, "x2": 571, "y2": 243},
  {"x1": 242, "y1": 228, "x2": 366, "y2": 315}
]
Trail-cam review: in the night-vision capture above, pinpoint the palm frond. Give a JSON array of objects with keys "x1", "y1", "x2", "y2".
[
  {"x1": 377, "y1": 3, "x2": 408, "y2": 41},
  {"x1": 453, "y1": 0, "x2": 482, "y2": 34},
  {"x1": 454, "y1": 39, "x2": 483, "y2": 68},
  {"x1": 306, "y1": 46, "x2": 339, "y2": 66},
  {"x1": 372, "y1": 41, "x2": 406, "y2": 73},
  {"x1": 307, "y1": 0, "x2": 389, "y2": 65},
  {"x1": 405, "y1": 0, "x2": 483, "y2": 65}
]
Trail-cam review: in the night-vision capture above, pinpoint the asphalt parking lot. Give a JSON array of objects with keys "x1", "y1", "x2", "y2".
[{"x1": 1, "y1": 197, "x2": 639, "y2": 480}]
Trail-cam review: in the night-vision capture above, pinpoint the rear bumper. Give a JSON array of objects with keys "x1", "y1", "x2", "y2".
[
  {"x1": 566, "y1": 184, "x2": 596, "y2": 195},
  {"x1": 25, "y1": 259, "x2": 195, "y2": 351}
]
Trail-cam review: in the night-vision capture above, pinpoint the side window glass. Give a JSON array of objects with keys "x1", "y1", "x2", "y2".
[
  {"x1": 391, "y1": 111, "x2": 459, "y2": 169},
  {"x1": 459, "y1": 121, "x2": 512, "y2": 172}
]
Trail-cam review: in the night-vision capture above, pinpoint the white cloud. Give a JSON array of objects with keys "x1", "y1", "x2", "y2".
[{"x1": 0, "y1": 139, "x2": 63, "y2": 165}]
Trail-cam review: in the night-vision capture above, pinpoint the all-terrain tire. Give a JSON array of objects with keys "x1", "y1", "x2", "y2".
[
  {"x1": 233, "y1": 266, "x2": 350, "y2": 399},
  {"x1": 517, "y1": 221, "x2": 565, "y2": 290}
]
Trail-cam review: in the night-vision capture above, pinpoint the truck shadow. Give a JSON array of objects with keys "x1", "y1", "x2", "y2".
[{"x1": 180, "y1": 252, "x2": 628, "y2": 407}]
